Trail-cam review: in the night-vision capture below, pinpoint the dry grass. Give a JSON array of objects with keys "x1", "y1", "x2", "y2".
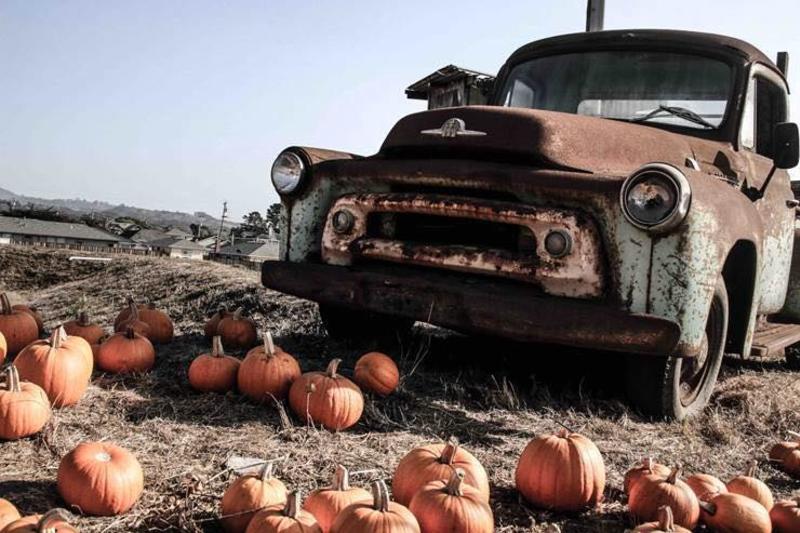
[{"x1": 1, "y1": 246, "x2": 800, "y2": 532}]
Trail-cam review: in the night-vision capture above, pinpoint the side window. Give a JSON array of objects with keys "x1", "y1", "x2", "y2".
[{"x1": 754, "y1": 77, "x2": 788, "y2": 158}]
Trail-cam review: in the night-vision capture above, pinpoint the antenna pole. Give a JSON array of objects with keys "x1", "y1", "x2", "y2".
[
  {"x1": 586, "y1": 0, "x2": 605, "y2": 32},
  {"x1": 214, "y1": 201, "x2": 227, "y2": 254}
]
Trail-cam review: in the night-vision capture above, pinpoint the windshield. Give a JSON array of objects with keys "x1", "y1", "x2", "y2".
[{"x1": 500, "y1": 50, "x2": 734, "y2": 129}]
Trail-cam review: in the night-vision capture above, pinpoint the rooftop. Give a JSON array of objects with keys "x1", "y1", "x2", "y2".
[
  {"x1": 0, "y1": 216, "x2": 122, "y2": 242},
  {"x1": 216, "y1": 240, "x2": 276, "y2": 257},
  {"x1": 148, "y1": 236, "x2": 207, "y2": 251},
  {"x1": 406, "y1": 65, "x2": 495, "y2": 100}
]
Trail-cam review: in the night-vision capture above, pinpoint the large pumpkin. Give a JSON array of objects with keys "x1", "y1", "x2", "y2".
[
  {"x1": 220, "y1": 462, "x2": 288, "y2": 533},
  {"x1": 288, "y1": 359, "x2": 363, "y2": 431},
  {"x1": 3, "y1": 509, "x2": 77, "y2": 533},
  {"x1": 2, "y1": 515, "x2": 40, "y2": 533},
  {"x1": 726, "y1": 461, "x2": 773, "y2": 511},
  {"x1": 699, "y1": 492, "x2": 771, "y2": 533},
  {"x1": 0, "y1": 365, "x2": 51, "y2": 440},
  {"x1": 0, "y1": 293, "x2": 39, "y2": 357},
  {"x1": 96, "y1": 327, "x2": 155, "y2": 374},
  {"x1": 0, "y1": 498, "x2": 21, "y2": 531},
  {"x1": 238, "y1": 332, "x2": 301, "y2": 402},
  {"x1": 515, "y1": 429, "x2": 605, "y2": 511},
  {"x1": 633, "y1": 505, "x2": 692, "y2": 533},
  {"x1": 12, "y1": 304, "x2": 44, "y2": 335},
  {"x1": 205, "y1": 306, "x2": 232, "y2": 340},
  {"x1": 14, "y1": 326, "x2": 93, "y2": 408},
  {"x1": 624, "y1": 458, "x2": 671, "y2": 494},
  {"x1": 409, "y1": 468, "x2": 493, "y2": 533},
  {"x1": 189, "y1": 336, "x2": 241, "y2": 393},
  {"x1": 245, "y1": 491, "x2": 321, "y2": 533},
  {"x1": 303, "y1": 465, "x2": 371, "y2": 533},
  {"x1": 771, "y1": 498, "x2": 800, "y2": 533},
  {"x1": 685, "y1": 473, "x2": 727, "y2": 502},
  {"x1": 137, "y1": 303, "x2": 173, "y2": 344},
  {"x1": 330, "y1": 480, "x2": 420, "y2": 533},
  {"x1": 629, "y1": 466, "x2": 699, "y2": 529},
  {"x1": 57, "y1": 441, "x2": 144, "y2": 516},
  {"x1": 392, "y1": 437, "x2": 489, "y2": 506},
  {"x1": 353, "y1": 352, "x2": 400, "y2": 397},
  {"x1": 114, "y1": 302, "x2": 151, "y2": 339},
  {"x1": 217, "y1": 308, "x2": 258, "y2": 350},
  {"x1": 63, "y1": 311, "x2": 105, "y2": 345}
]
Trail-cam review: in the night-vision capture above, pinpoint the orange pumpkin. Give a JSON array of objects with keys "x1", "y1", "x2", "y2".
[
  {"x1": 57, "y1": 441, "x2": 144, "y2": 516},
  {"x1": 238, "y1": 332, "x2": 301, "y2": 402},
  {"x1": 769, "y1": 440, "x2": 799, "y2": 463},
  {"x1": 699, "y1": 492, "x2": 771, "y2": 533},
  {"x1": 409, "y1": 468, "x2": 493, "y2": 533},
  {"x1": 3, "y1": 509, "x2": 77, "y2": 533},
  {"x1": 217, "y1": 308, "x2": 258, "y2": 350},
  {"x1": 353, "y1": 352, "x2": 400, "y2": 397},
  {"x1": 726, "y1": 461, "x2": 773, "y2": 511},
  {"x1": 0, "y1": 365, "x2": 51, "y2": 440},
  {"x1": 2, "y1": 515, "x2": 40, "y2": 533},
  {"x1": 633, "y1": 505, "x2": 692, "y2": 532},
  {"x1": 245, "y1": 491, "x2": 321, "y2": 533},
  {"x1": 392, "y1": 437, "x2": 489, "y2": 506},
  {"x1": 515, "y1": 429, "x2": 605, "y2": 511},
  {"x1": 114, "y1": 301, "x2": 151, "y2": 339},
  {"x1": 0, "y1": 498, "x2": 21, "y2": 531},
  {"x1": 330, "y1": 480, "x2": 419, "y2": 533},
  {"x1": 628, "y1": 466, "x2": 699, "y2": 529},
  {"x1": 0, "y1": 331, "x2": 7, "y2": 365},
  {"x1": 205, "y1": 306, "x2": 232, "y2": 340},
  {"x1": 288, "y1": 359, "x2": 363, "y2": 431},
  {"x1": 220, "y1": 462, "x2": 288, "y2": 533},
  {"x1": 771, "y1": 498, "x2": 800, "y2": 533},
  {"x1": 137, "y1": 303, "x2": 173, "y2": 344},
  {"x1": 303, "y1": 465, "x2": 371, "y2": 533},
  {"x1": 685, "y1": 473, "x2": 727, "y2": 501},
  {"x1": 96, "y1": 327, "x2": 155, "y2": 374},
  {"x1": 189, "y1": 336, "x2": 241, "y2": 393},
  {"x1": 63, "y1": 311, "x2": 105, "y2": 345},
  {"x1": 12, "y1": 304, "x2": 44, "y2": 335},
  {"x1": 624, "y1": 458, "x2": 671, "y2": 494},
  {"x1": 14, "y1": 326, "x2": 93, "y2": 407},
  {"x1": 0, "y1": 294, "x2": 39, "y2": 357}
]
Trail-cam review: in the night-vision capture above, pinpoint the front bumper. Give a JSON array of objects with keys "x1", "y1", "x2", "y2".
[{"x1": 262, "y1": 260, "x2": 683, "y2": 357}]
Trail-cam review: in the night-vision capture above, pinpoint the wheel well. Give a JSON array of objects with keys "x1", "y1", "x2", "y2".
[{"x1": 721, "y1": 240, "x2": 758, "y2": 354}]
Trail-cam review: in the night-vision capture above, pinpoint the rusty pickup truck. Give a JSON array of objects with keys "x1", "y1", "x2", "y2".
[{"x1": 262, "y1": 29, "x2": 800, "y2": 420}]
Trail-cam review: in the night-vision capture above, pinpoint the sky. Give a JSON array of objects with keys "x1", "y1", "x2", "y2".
[{"x1": 1, "y1": 0, "x2": 799, "y2": 220}]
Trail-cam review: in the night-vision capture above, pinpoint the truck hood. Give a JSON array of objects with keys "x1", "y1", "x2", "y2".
[{"x1": 380, "y1": 106, "x2": 742, "y2": 178}]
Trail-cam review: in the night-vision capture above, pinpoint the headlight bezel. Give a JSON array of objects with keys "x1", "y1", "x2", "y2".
[
  {"x1": 620, "y1": 163, "x2": 691, "y2": 234},
  {"x1": 271, "y1": 150, "x2": 307, "y2": 195}
]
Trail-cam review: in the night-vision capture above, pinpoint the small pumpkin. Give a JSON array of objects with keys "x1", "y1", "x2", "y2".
[
  {"x1": 114, "y1": 301, "x2": 151, "y2": 339},
  {"x1": 771, "y1": 498, "x2": 800, "y2": 533},
  {"x1": 3, "y1": 509, "x2": 78, "y2": 533},
  {"x1": 515, "y1": 429, "x2": 605, "y2": 511},
  {"x1": 624, "y1": 458, "x2": 671, "y2": 494},
  {"x1": 330, "y1": 480, "x2": 420, "y2": 533},
  {"x1": 769, "y1": 439, "x2": 799, "y2": 463},
  {"x1": 632, "y1": 505, "x2": 691, "y2": 533},
  {"x1": 15, "y1": 326, "x2": 93, "y2": 407},
  {"x1": 63, "y1": 311, "x2": 105, "y2": 345},
  {"x1": 628, "y1": 466, "x2": 699, "y2": 529},
  {"x1": 0, "y1": 365, "x2": 51, "y2": 440},
  {"x1": 0, "y1": 498, "x2": 21, "y2": 531},
  {"x1": 409, "y1": 468, "x2": 493, "y2": 533},
  {"x1": 57, "y1": 441, "x2": 144, "y2": 516},
  {"x1": 726, "y1": 461, "x2": 774, "y2": 511},
  {"x1": 0, "y1": 293, "x2": 40, "y2": 357},
  {"x1": 0, "y1": 331, "x2": 7, "y2": 365},
  {"x1": 246, "y1": 490, "x2": 321, "y2": 533},
  {"x1": 238, "y1": 332, "x2": 301, "y2": 402},
  {"x1": 189, "y1": 336, "x2": 241, "y2": 393},
  {"x1": 699, "y1": 492, "x2": 771, "y2": 533},
  {"x1": 288, "y1": 359, "x2": 363, "y2": 431},
  {"x1": 353, "y1": 352, "x2": 400, "y2": 397},
  {"x1": 392, "y1": 437, "x2": 489, "y2": 506},
  {"x1": 217, "y1": 308, "x2": 258, "y2": 350},
  {"x1": 205, "y1": 306, "x2": 232, "y2": 340},
  {"x1": 303, "y1": 465, "x2": 371, "y2": 533},
  {"x1": 685, "y1": 473, "x2": 727, "y2": 501},
  {"x1": 220, "y1": 462, "x2": 288, "y2": 533},
  {"x1": 12, "y1": 304, "x2": 44, "y2": 335},
  {"x1": 2, "y1": 515, "x2": 40, "y2": 533},
  {"x1": 96, "y1": 327, "x2": 155, "y2": 374}
]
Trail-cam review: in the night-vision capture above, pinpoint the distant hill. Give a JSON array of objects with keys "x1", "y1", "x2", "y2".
[{"x1": 0, "y1": 187, "x2": 235, "y2": 232}]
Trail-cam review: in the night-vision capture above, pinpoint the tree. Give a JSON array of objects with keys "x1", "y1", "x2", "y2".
[
  {"x1": 243, "y1": 211, "x2": 266, "y2": 229},
  {"x1": 265, "y1": 203, "x2": 283, "y2": 235}
]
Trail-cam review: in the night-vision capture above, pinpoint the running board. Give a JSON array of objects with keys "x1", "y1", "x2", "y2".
[{"x1": 750, "y1": 322, "x2": 800, "y2": 358}]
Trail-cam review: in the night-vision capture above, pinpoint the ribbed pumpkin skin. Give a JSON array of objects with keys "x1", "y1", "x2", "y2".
[
  {"x1": 0, "y1": 332, "x2": 7, "y2": 365},
  {"x1": 628, "y1": 470, "x2": 699, "y2": 529},
  {"x1": 330, "y1": 481, "x2": 419, "y2": 533},
  {"x1": 409, "y1": 472, "x2": 494, "y2": 533},
  {"x1": 217, "y1": 312, "x2": 258, "y2": 350},
  {"x1": 303, "y1": 466, "x2": 371, "y2": 533},
  {"x1": 686, "y1": 473, "x2": 727, "y2": 501},
  {"x1": 63, "y1": 313, "x2": 105, "y2": 345},
  {"x1": 189, "y1": 337, "x2": 240, "y2": 393},
  {"x1": 702, "y1": 493, "x2": 771, "y2": 533},
  {"x1": 2, "y1": 515, "x2": 41, "y2": 533},
  {"x1": 515, "y1": 431, "x2": 605, "y2": 511},
  {"x1": 57, "y1": 441, "x2": 144, "y2": 516},
  {"x1": 3, "y1": 510, "x2": 78, "y2": 533},
  {"x1": 238, "y1": 336, "x2": 301, "y2": 402},
  {"x1": 0, "y1": 498, "x2": 21, "y2": 530},
  {"x1": 779, "y1": 449, "x2": 800, "y2": 478},
  {"x1": 245, "y1": 492, "x2": 321, "y2": 533},
  {"x1": 632, "y1": 506, "x2": 692, "y2": 532},
  {"x1": 0, "y1": 294, "x2": 40, "y2": 357},
  {"x1": 288, "y1": 360, "x2": 363, "y2": 431},
  {"x1": 14, "y1": 327, "x2": 93, "y2": 407},
  {"x1": 12, "y1": 304, "x2": 43, "y2": 334},
  {"x1": 353, "y1": 352, "x2": 400, "y2": 397},
  {"x1": 137, "y1": 305, "x2": 173, "y2": 344},
  {"x1": 96, "y1": 330, "x2": 155, "y2": 374},
  {"x1": 624, "y1": 459, "x2": 671, "y2": 494},
  {"x1": 392, "y1": 440, "x2": 489, "y2": 506},
  {"x1": 726, "y1": 475, "x2": 774, "y2": 511},
  {"x1": 769, "y1": 441, "x2": 799, "y2": 463},
  {"x1": 205, "y1": 308, "x2": 232, "y2": 339},
  {"x1": 771, "y1": 499, "x2": 800, "y2": 532},
  {"x1": 0, "y1": 366, "x2": 51, "y2": 440},
  {"x1": 220, "y1": 468, "x2": 288, "y2": 533}
]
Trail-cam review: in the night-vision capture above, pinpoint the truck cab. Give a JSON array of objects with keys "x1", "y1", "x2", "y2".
[{"x1": 263, "y1": 29, "x2": 800, "y2": 420}]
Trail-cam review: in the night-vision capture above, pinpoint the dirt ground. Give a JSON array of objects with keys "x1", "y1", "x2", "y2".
[{"x1": 1, "y1": 246, "x2": 799, "y2": 532}]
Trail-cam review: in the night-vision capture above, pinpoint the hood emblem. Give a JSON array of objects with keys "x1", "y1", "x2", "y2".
[{"x1": 421, "y1": 118, "x2": 486, "y2": 138}]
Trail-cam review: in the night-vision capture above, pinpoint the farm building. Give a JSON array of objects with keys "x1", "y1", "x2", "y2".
[
  {"x1": 406, "y1": 64, "x2": 495, "y2": 109},
  {"x1": 148, "y1": 237, "x2": 206, "y2": 260},
  {"x1": 215, "y1": 240, "x2": 278, "y2": 263},
  {"x1": 0, "y1": 215, "x2": 122, "y2": 248}
]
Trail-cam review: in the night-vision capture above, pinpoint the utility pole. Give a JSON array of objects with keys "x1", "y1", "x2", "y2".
[
  {"x1": 214, "y1": 201, "x2": 228, "y2": 254},
  {"x1": 586, "y1": 0, "x2": 605, "y2": 32}
]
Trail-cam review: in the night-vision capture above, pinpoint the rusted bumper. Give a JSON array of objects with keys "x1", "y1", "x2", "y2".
[{"x1": 262, "y1": 260, "x2": 682, "y2": 357}]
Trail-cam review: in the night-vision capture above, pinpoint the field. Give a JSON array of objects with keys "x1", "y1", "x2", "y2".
[{"x1": 1, "y1": 246, "x2": 799, "y2": 532}]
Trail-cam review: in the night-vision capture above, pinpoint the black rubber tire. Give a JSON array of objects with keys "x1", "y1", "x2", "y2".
[
  {"x1": 318, "y1": 304, "x2": 414, "y2": 346},
  {"x1": 625, "y1": 277, "x2": 728, "y2": 421}
]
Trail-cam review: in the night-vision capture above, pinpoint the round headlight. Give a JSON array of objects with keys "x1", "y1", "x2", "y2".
[
  {"x1": 620, "y1": 163, "x2": 691, "y2": 233},
  {"x1": 271, "y1": 151, "x2": 305, "y2": 194}
]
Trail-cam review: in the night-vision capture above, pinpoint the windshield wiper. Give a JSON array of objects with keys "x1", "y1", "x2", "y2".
[{"x1": 632, "y1": 105, "x2": 716, "y2": 129}]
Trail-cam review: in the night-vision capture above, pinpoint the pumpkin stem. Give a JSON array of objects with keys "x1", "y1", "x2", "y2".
[
  {"x1": 557, "y1": 428, "x2": 570, "y2": 439},
  {"x1": 643, "y1": 457, "x2": 655, "y2": 472},
  {"x1": 788, "y1": 429, "x2": 800, "y2": 441},
  {"x1": 211, "y1": 336, "x2": 224, "y2": 357},
  {"x1": 0, "y1": 293, "x2": 12, "y2": 315},
  {"x1": 370, "y1": 480, "x2": 391, "y2": 513},
  {"x1": 698, "y1": 501, "x2": 717, "y2": 516},
  {"x1": 147, "y1": 302, "x2": 156, "y2": 310},
  {"x1": 260, "y1": 461, "x2": 275, "y2": 481},
  {"x1": 233, "y1": 307, "x2": 244, "y2": 321},
  {"x1": 128, "y1": 300, "x2": 140, "y2": 320},
  {"x1": 37, "y1": 508, "x2": 73, "y2": 532},
  {"x1": 50, "y1": 325, "x2": 68, "y2": 349},
  {"x1": 326, "y1": 358, "x2": 342, "y2": 378},
  {"x1": 4, "y1": 365, "x2": 21, "y2": 393},
  {"x1": 263, "y1": 331, "x2": 276, "y2": 358},
  {"x1": 283, "y1": 490, "x2": 301, "y2": 519},
  {"x1": 332, "y1": 464, "x2": 351, "y2": 491},
  {"x1": 440, "y1": 436, "x2": 460, "y2": 465},
  {"x1": 125, "y1": 325, "x2": 137, "y2": 339},
  {"x1": 745, "y1": 459, "x2": 758, "y2": 478},
  {"x1": 78, "y1": 310, "x2": 90, "y2": 327},
  {"x1": 657, "y1": 506, "x2": 675, "y2": 530},
  {"x1": 666, "y1": 465, "x2": 682, "y2": 485},
  {"x1": 444, "y1": 468, "x2": 466, "y2": 497}
]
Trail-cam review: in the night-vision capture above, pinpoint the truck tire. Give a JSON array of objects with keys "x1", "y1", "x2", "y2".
[
  {"x1": 625, "y1": 278, "x2": 728, "y2": 420},
  {"x1": 318, "y1": 304, "x2": 414, "y2": 345}
]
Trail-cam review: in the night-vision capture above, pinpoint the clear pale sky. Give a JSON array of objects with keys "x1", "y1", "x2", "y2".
[{"x1": 1, "y1": 0, "x2": 798, "y2": 219}]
